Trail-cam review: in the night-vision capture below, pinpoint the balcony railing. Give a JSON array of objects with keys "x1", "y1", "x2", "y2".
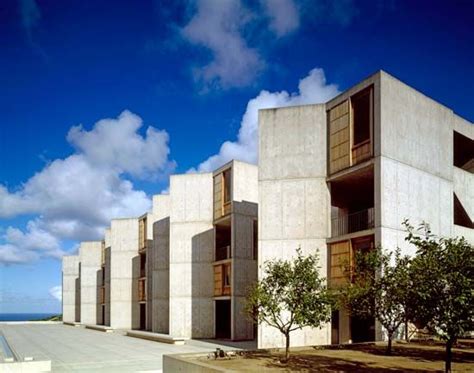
[
  {"x1": 215, "y1": 245, "x2": 231, "y2": 261},
  {"x1": 331, "y1": 208, "x2": 375, "y2": 237}
]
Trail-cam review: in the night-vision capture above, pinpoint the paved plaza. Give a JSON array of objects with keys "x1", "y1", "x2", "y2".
[{"x1": 0, "y1": 322, "x2": 255, "y2": 372}]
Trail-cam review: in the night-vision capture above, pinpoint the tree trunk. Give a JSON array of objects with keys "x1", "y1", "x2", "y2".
[
  {"x1": 284, "y1": 331, "x2": 290, "y2": 362},
  {"x1": 445, "y1": 338, "x2": 453, "y2": 373},
  {"x1": 386, "y1": 332, "x2": 393, "y2": 356},
  {"x1": 404, "y1": 319, "x2": 409, "y2": 342}
]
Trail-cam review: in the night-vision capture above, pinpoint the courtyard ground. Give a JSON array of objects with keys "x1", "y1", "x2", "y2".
[
  {"x1": 0, "y1": 322, "x2": 250, "y2": 372},
  {"x1": 198, "y1": 340, "x2": 474, "y2": 372}
]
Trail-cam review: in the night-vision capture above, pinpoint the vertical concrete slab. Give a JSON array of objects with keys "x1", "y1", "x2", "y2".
[
  {"x1": 169, "y1": 173, "x2": 214, "y2": 338},
  {"x1": 104, "y1": 228, "x2": 111, "y2": 326},
  {"x1": 258, "y1": 104, "x2": 331, "y2": 349},
  {"x1": 377, "y1": 72, "x2": 458, "y2": 255},
  {"x1": 230, "y1": 161, "x2": 259, "y2": 341},
  {"x1": 62, "y1": 255, "x2": 80, "y2": 323},
  {"x1": 79, "y1": 241, "x2": 102, "y2": 325},
  {"x1": 151, "y1": 195, "x2": 171, "y2": 333},
  {"x1": 109, "y1": 218, "x2": 139, "y2": 330}
]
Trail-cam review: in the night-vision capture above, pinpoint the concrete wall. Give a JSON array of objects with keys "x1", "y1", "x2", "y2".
[
  {"x1": 62, "y1": 255, "x2": 80, "y2": 323},
  {"x1": 151, "y1": 195, "x2": 171, "y2": 333},
  {"x1": 230, "y1": 161, "x2": 259, "y2": 340},
  {"x1": 377, "y1": 72, "x2": 457, "y2": 255},
  {"x1": 104, "y1": 228, "x2": 111, "y2": 326},
  {"x1": 109, "y1": 218, "x2": 139, "y2": 330},
  {"x1": 258, "y1": 104, "x2": 331, "y2": 348},
  {"x1": 79, "y1": 241, "x2": 102, "y2": 325},
  {"x1": 169, "y1": 174, "x2": 214, "y2": 338}
]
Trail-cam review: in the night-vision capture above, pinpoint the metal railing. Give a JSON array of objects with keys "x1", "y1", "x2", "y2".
[
  {"x1": 331, "y1": 207, "x2": 374, "y2": 237},
  {"x1": 215, "y1": 245, "x2": 231, "y2": 261}
]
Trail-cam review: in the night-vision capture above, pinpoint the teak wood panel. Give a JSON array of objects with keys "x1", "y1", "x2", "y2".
[
  {"x1": 214, "y1": 263, "x2": 231, "y2": 296},
  {"x1": 329, "y1": 101, "x2": 350, "y2": 174},
  {"x1": 214, "y1": 174, "x2": 223, "y2": 220},
  {"x1": 138, "y1": 278, "x2": 146, "y2": 302},
  {"x1": 139, "y1": 217, "x2": 146, "y2": 251},
  {"x1": 329, "y1": 240, "x2": 351, "y2": 287}
]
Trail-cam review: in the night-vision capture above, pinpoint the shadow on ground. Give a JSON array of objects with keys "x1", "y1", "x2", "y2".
[{"x1": 240, "y1": 343, "x2": 474, "y2": 372}]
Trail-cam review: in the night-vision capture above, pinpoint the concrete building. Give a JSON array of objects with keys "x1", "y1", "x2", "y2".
[
  {"x1": 62, "y1": 255, "x2": 80, "y2": 323},
  {"x1": 78, "y1": 241, "x2": 102, "y2": 325},
  {"x1": 258, "y1": 70, "x2": 473, "y2": 349},
  {"x1": 212, "y1": 160, "x2": 258, "y2": 340},
  {"x1": 150, "y1": 195, "x2": 171, "y2": 334},
  {"x1": 62, "y1": 70, "x2": 471, "y2": 350}
]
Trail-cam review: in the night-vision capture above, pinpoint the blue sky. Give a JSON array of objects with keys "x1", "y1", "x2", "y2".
[{"x1": 0, "y1": 0, "x2": 473, "y2": 313}]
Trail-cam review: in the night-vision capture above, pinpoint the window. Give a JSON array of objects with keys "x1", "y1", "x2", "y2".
[
  {"x1": 453, "y1": 131, "x2": 474, "y2": 173},
  {"x1": 253, "y1": 220, "x2": 258, "y2": 260},
  {"x1": 223, "y1": 169, "x2": 231, "y2": 204},
  {"x1": 223, "y1": 264, "x2": 231, "y2": 287},
  {"x1": 352, "y1": 87, "x2": 372, "y2": 146},
  {"x1": 454, "y1": 193, "x2": 473, "y2": 228}
]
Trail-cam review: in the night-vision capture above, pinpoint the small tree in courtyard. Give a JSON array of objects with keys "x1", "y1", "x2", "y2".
[
  {"x1": 404, "y1": 221, "x2": 474, "y2": 373},
  {"x1": 246, "y1": 249, "x2": 332, "y2": 362},
  {"x1": 338, "y1": 247, "x2": 411, "y2": 355}
]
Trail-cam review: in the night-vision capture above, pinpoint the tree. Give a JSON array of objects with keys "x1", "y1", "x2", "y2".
[
  {"x1": 338, "y1": 247, "x2": 411, "y2": 355},
  {"x1": 404, "y1": 221, "x2": 474, "y2": 373},
  {"x1": 246, "y1": 249, "x2": 332, "y2": 362}
]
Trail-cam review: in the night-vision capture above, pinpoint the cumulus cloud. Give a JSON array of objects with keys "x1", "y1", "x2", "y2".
[
  {"x1": 0, "y1": 111, "x2": 174, "y2": 264},
  {"x1": 195, "y1": 67, "x2": 339, "y2": 172},
  {"x1": 67, "y1": 110, "x2": 174, "y2": 179},
  {"x1": 181, "y1": 0, "x2": 265, "y2": 89},
  {"x1": 49, "y1": 285, "x2": 62, "y2": 302},
  {"x1": 261, "y1": 0, "x2": 299, "y2": 37}
]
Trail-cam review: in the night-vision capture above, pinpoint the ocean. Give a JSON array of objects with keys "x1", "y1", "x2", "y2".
[{"x1": 0, "y1": 313, "x2": 58, "y2": 321}]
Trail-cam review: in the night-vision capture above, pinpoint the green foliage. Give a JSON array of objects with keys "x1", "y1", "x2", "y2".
[
  {"x1": 337, "y1": 247, "x2": 411, "y2": 354},
  {"x1": 404, "y1": 220, "x2": 474, "y2": 372},
  {"x1": 246, "y1": 248, "x2": 332, "y2": 361}
]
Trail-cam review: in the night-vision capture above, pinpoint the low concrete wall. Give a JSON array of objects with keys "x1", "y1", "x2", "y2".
[{"x1": 163, "y1": 353, "x2": 227, "y2": 373}]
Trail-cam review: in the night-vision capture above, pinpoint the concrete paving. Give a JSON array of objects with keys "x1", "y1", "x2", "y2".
[{"x1": 0, "y1": 323, "x2": 254, "y2": 372}]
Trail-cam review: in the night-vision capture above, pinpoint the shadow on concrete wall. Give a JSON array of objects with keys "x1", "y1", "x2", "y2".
[
  {"x1": 75, "y1": 270, "x2": 81, "y2": 322},
  {"x1": 152, "y1": 217, "x2": 170, "y2": 334},
  {"x1": 131, "y1": 255, "x2": 140, "y2": 330},
  {"x1": 96, "y1": 269, "x2": 102, "y2": 325},
  {"x1": 191, "y1": 228, "x2": 214, "y2": 339},
  {"x1": 105, "y1": 247, "x2": 111, "y2": 326}
]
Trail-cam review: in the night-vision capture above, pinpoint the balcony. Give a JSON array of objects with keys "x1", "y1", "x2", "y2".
[
  {"x1": 331, "y1": 208, "x2": 374, "y2": 237},
  {"x1": 215, "y1": 245, "x2": 231, "y2": 262}
]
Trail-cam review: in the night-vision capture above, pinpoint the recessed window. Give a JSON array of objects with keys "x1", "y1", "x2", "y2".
[
  {"x1": 223, "y1": 169, "x2": 231, "y2": 204},
  {"x1": 352, "y1": 87, "x2": 372, "y2": 146},
  {"x1": 453, "y1": 131, "x2": 474, "y2": 173},
  {"x1": 454, "y1": 193, "x2": 473, "y2": 228}
]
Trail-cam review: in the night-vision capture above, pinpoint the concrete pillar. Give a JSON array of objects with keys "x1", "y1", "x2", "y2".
[
  {"x1": 79, "y1": 241, "x2": 102, "y2": 325},
  {"x1": 169, "y1": 173, "x2": 214, "y2": 338},
  {"x1": 62, "y1": 255, "x2": 80, "y2": 323}
]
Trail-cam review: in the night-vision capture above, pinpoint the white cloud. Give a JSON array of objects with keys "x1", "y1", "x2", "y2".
[
  {"x1": 67, "y1": 110, "x2": 174, "y2": 179},
  {"x1": 49, "y1": 285, "x2": 62, "y2": 302},
  {"x1": 0, "y1": 111, "x2": 174, "y2": 264},
  {"x1": 181, "y1": 0, "x2": 265, "y2": 89},
  {"x1": 261, "y1": 0, "x2": 299, "y2": 37},
  {"x1": 196, "y1": 67, "x2": 339, "y2": 172}
]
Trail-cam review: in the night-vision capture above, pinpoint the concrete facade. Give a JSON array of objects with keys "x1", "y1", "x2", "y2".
[
  {"x1": 61, "y1": 70, "x2": 472, "y2": 351},
  {"x1": 109, "y1": 218, "x2": 139, "y2": 330},
  {"x1": 62, "y1": 255, "x2": 80, "y2": 323},
  {"x1": 258, "y1": 104, "x2": 331, "y2": 349},
  {"x1": 151, "y1": 195, "x2": 171, "y2": 334},
  {"x1": 258, "y1": 70, "x2": 473, "y2": 349},
  {"x1": 212, "y1": 160, "x2": 258, "y2": 341},
  {"x1": 168, "y1": 173, "x2": 214, "y2": 338},
  {"x1": 78, "y1": 241, "x2": 102, "y2": 325}
]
